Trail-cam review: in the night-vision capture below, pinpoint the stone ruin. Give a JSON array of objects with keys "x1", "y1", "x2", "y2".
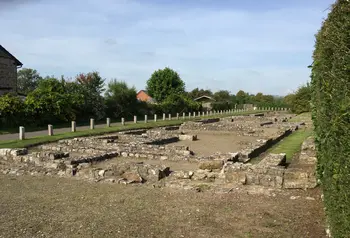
[{"x1": 0, "y1": 112, "x2": 317, "y2": 191}]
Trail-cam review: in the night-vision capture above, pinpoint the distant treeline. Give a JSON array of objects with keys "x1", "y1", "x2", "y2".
[{"x1": 0, "y1": 67, "x2": 310, "y2": 128}]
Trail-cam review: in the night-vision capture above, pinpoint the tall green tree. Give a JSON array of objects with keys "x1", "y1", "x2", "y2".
[
  {"x1": 76, "y1": 71, "x2": 106, "y2": 120},
  {"x1": 159, "y1": 94, "x2": 201, "y2": 114},
  {"x1": 310, "y1": 1, "x2": 350, "y2": 237},
  {"x1": 254, "y1": 92, "x2": 264, "y2": 103},
  {"x1": 188, "y1": 88, "x2": 213, "y2": 99},
  {"x1": 236, "y1": 90, "x2": 248, "y2": 104},
  {"x1": 146, "y1": 67, "x2": 185, "y2": 102},
  {"x1": 291, "y1": 84, "x2": 311, "y2": 114},
  {"x1": 105, "y1": 79, "x2": 138, "y2": 118},
  {"x1": 213, "y1": 90, "x2": 231, "y2": 102},
  {"x1": 17, "y1": 68, "x2": 42, "y2": 94}
]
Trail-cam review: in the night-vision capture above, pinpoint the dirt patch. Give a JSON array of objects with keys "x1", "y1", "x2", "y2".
[
  {"x1": 172, "y1": 131, "x2": 257, "y2": 156},
  {"x1": 0, "y1": 174, "x2": 326, "y2": 238}
]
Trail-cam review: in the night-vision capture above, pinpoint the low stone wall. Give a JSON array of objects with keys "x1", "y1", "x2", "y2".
[
  {"x1": 283, "y1": 169, "x2": 317, "y2": 189},
  {"x1": 0, "y1": 148, "x2": 28, "y2": 157},
  {"x1": 283, "y1": 136, "x2": 317, "y2": 189},
  {"x1": 223, "y1": 153, "x2": 286, "y2": 188},
  {"x1": 299, "y1": 137, "x2": 317, "y2": 164},
  {"x1": 238, "y1": 128, "x2": 292, "y2": 162},
  {"x1": 75, "y1": 161, "x2": 171, "y2": 184}
]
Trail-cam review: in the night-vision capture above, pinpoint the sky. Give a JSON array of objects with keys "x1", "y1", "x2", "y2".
[{"x1": 1, "y1": 0, "x2": 335, "y2": 95}]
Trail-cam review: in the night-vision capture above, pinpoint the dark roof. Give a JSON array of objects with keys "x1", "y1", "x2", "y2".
[
  {"x1": 194, "y1": 95, "x2": 215, "y2": 101},
  {"x1": 0, "y1": 45, "x2": 23, "y2": 66}
]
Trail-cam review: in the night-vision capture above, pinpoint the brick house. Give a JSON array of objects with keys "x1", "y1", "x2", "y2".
[
  {"x1": 0, "y1": 45, "x2": 23, "y2": 96},
  {"x1": 136, "y1": 90, "x2": 155, "y2": 103}
]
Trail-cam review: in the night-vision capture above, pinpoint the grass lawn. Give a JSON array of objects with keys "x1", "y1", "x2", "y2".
[
  {"x1": 269, "y1": 112, "x2": 313, "y2": 161},
  {"x1": 0, "y1": 110, "x2": 265, "y2": 149},
  {"x1": 0, "y1": 120, "x2": 106, "y2": 135},
  {"x1": 268, "y1": 128, "x2": 313, "y2": 161}
]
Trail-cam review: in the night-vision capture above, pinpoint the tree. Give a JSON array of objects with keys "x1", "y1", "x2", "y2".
[
  {"x1": 254, "y1": 92, "x2": 264, "y2": 103},
  {"x1": 310, "y1": 1, "x2": 350, "y2": 236},
  {"x1": 236, "y1": 90, "x2": 248, "y2": 104},
  {"x1": 281, "y1": 84, "x2": 311, "y2": 114},
  {"x1": 25, "y1": 77, "x2": 80, "y2": 124},
  {"x1": 159, "y1": 94, "x2": 201, "y2": 114},
  {"x1": 146, "y1": 67, "x2": 185, "y2": 102},
  {"x1": 105, "y1": 79, "x2": 138, "y2": 118},
  {"x1": 17, "y1": 68, "x2": 42, "y2": 94},
  {"x1": 291, "y1": 84, "x2": 311, "y2": 114},
  {"x1": 213, "y1": 90, "x2": 231, "y2": 102},
  {"x1": 188, "y1": 88, "x2": 213, "y2": 99},
  {"x1": 76, "y1": 71, "x2": 106, "y2": 120},
  {"x1": 76, "y1": 71, "x2": 105, "y2": 94},
  {"x1": 283, "y1": 94, "x2": 295, "y2": 108}
]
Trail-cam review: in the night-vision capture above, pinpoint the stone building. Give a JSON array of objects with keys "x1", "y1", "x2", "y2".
[
  {"x1": 194, "y1": 95, "x2": 215, "y2": 111},
  {"x1": 0, "y1": 45, "x2": 23, "y2": 96}
]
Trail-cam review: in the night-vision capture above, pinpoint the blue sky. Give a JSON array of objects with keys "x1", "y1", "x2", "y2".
[{"x1": 1, "y1": 0, "x2": 334, "y2": 95}]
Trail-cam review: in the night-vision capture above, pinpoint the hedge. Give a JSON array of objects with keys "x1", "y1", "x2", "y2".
[{"x1": 310, "y1": 1, "x2": 350, "y2": 237}]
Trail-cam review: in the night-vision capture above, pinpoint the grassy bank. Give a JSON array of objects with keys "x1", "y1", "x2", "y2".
[
  {"x1": 268, "y1": 112, "x2": 313, "y2": 161},
  {"x1": 268, "y1": 128, "x2": 313, "y2": 161},
  {"x1": 0, "y1": 110, "x2": 265, "y2": 149}
]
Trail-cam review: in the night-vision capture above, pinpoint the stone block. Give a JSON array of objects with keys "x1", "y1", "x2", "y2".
[
  {"x1": 259, "y1": 174, "x2": 275, "y2": 187},
  {"x1": 199, "y1": 160, "x2": 224, "y2": 170},
  {"x1": 266, "y1": 166, "x2": 285, "y2": 177},
  {"x1": 0, "y1": 149, "x2": 11, "y2": 156},
  {"x1": 183, "y1": 150, "x2": 192, "y2": 156},
  {"x1": 258, "y1": 153, "x2": 286, "y2": 167},
  {"x1": 192, "y1": 170, "x2": 208, "y2": 181},
  {"x1": 275, "y1": 176, "x2": 284, "y2": 188},
  {"x1": 283, "y1": 168, "x2": 317, "y2": 189},
  {"x1": 246, "y1": 172, "x2": 258, "y2": 185},
  {"x1": 171, "y1": 170, "x2": 193, "y2": 179},
  {"x1": 178, "y1": 134, "x2": 197, "y2": 141},
  {"x1": 224, "y1": 171, "x2": 247, "y2": 185},
  {"x1": 9, "y1": 148, "x2": 28, "y2": 156},
  {"x1": 144, "y1": 165, "x2": 170, "y2": 183},
  {"x1": 122, "y1": 171, "x2": 143, "y2": 183}
]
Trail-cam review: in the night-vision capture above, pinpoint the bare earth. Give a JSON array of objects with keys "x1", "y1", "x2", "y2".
[
  {"x1": 0, "y1": 175, "x2": 326, "y2": 238},
  {"x1": 174, "y1": 131, "x2": 256, "y2": 156}
]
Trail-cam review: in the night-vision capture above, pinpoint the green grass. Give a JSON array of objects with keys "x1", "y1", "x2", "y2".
[
  {"x1": 288, "y1": 112, "x2": 311, "y2": 122},
  {"x1": 267, "y1": 111, "x2": 313, "y2": 161},
  {"x1": 0, "y1": 110, "x2": 265, "y2": 149},
  {"x1": 268, "y1": 128, "x2": 313, "y2": 161}
]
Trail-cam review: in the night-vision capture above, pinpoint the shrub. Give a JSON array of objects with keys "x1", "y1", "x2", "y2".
[
  {"x1": 0, "y1": 93, "x2": 25, "y2": 127},
  {"x1": 310, "y1": 1, "x2": 350, "y2": 237},
  {"x1": 159, "y1": 94, "x2": 201, "y2": 114}
]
